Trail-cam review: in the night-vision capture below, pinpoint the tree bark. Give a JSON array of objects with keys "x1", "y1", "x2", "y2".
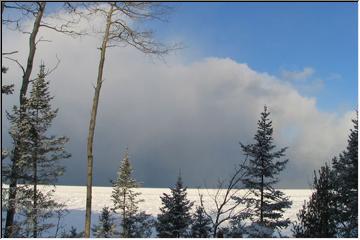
[
  {"x1": 260, "y1": 159, "x2": 264, "y2": 224},
  {"x1": 122, "y1": 190, "x2": 126, "y2": 237},
  {"x1": 4, "y1": 3, "x2": 46, "y2": 237},
  {"x1": 33, "y1": 150, "x2": 38, "y2": 238},
  {"x1": 84, "y1": 4, "x2": 113, "y2": 237},
  {"x1": 32, "y1": 109, "x2": 39, "y2": 238}
]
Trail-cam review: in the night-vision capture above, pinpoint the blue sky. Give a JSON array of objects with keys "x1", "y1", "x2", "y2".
[
  {"x1": 40, "y1": 2, "x2": 358, "y2": 112},
  {"x1": 151, "y1": 2, "x2": 357, "y2": 113}
]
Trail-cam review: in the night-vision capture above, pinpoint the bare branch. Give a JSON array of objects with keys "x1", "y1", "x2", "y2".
[
  {"x1": 4, "y1": 56, "x2": 25, "y2": 75},
  {"x1": 39, "y1": 22, "x2": 85, "y2": 37},
  {"x1": 35, "y1": 36, "x2": 52, "y2": 45},
  {"x1": 2, "y1": 51, "x2": 19, "y2": 56},
  {"x1": 45, "y1": 55, "x2": 61, "y2": 77},
  {"x1": 198, "y1": 156, "x2": 250, "y2": 237}
]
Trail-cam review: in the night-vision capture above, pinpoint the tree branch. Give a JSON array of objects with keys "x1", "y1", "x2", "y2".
[{"x1": 4, "y1": 56, "x2": 25, "y2": 75}]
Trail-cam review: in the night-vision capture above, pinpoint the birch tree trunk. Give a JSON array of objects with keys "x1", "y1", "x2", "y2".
[
  {"x1": 84, "y1": 4, "x2": 113, "y2": 237},
  {"x1": 4, "y1": 3, "x2": 46, "y2": 237}
]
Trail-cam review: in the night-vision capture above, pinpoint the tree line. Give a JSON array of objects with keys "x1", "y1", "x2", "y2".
[{"x1": 1, "y1": 1, "x2": 358, "y2": 238}]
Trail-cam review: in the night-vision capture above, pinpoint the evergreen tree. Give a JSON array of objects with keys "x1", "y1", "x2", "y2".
[
  {"x1": 239, "y1": 106, "x2": 292, "y2": 237},
  {"x1": 227, "y1": 214, "x2": 248, "y2": 238},
  {"x1": 126, "y1": 211, "x2": 155, "y2": 238},
  {"x1": 3, "y1": 64, "x2": 70, "y2": 237},
  {"x1": 16, "y1": 188, "x2": 65, "y2": 237},
  {"x1": 156, "y1": 173, "x2": 194, "y2": 238},
  {"x1": 92, "y1": 207, "x2": 117, "y2": 238},
  {"x1": 111, "y1": 148, "x2": 143, "y2": 237},
  {"x1": 2, "y1": 66, "x2": 14, "y2": 95},
  {"x1": 61, "y1": 226, "x2": 84, "y2": 238},
  {"x1": 26, "y1": 64, "x2": 70, "y2": 237},
  {"x1": 292, "y1": 164, "x2": 337, "y2": 237},
  {"x1": 332, "y1": 114, "x2": 358, "y2": 237},
  {"x1": 190, "y1": 206, "x2": 212, "y2": 238}
]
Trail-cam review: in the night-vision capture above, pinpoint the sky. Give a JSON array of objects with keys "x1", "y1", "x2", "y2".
[
  {"x1": 160, "y1": 2, "x2": 358, "y2": 113},
  {"x1": 1, "y1": 2, "x2": 358, "y2": 188}
]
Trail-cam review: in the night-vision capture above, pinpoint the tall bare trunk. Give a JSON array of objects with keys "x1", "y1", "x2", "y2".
[
  {"x1": 122, "y1": 191, "x2": 126, "y2": 237},
  {"x1": 32, "y1": 109, "x2": 39, "y2": 238},
  {"x1": 84, "y1": 5, "x2": 113, "y2": 237},
  {"x1": 260, "y1": 157, "x2": 264, "y2": 224},
  {"x1": 33, "y1": 152, "x2": 38, "y2": 238},
  {"x1": 4, "y1": 3, "x2": 46, "y2": 237},
  {"x1": 260, "y1": 175, "x2": 264, "y2": 223}
]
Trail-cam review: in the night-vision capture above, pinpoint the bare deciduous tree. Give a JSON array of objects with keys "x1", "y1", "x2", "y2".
[
  {"x1": 198, "y1": 158, "x2": 252, "y2": 237},
  {"x1": 68, "y1": 2, "x2": 180, "y2": 237}
]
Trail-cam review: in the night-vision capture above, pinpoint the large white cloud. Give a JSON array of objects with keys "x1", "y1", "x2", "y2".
[{"x1": 1, "y1": 12, "x2": 354, "y2": 188}]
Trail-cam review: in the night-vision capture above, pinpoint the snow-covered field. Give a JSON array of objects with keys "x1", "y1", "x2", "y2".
[{"x1": 3, "y1": 185, "x2": 312, "y2": 237}]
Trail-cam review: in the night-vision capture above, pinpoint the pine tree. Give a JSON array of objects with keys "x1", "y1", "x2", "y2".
[
  {"x1": 111, "y1": 148, "x2": 143, "y2": 237},
  {"x1": 332, "y1": 114, "x2": 358, "y2": 237},
  {"x1": 191, "y1": 206, "x2": 212, "y2": 238},
  {"x1": 61, "y1": 226, "x2": 84, "y2": 238},
  {"x1": 156, "y1": 173, "x2": 194, "y2": 238},
  {"x1": 1, "y1": 66, "x2": 14, "y2": 95},
  {"x1": 26, "y1": 64, "x2": 70, "y2": 237},
  {"x1": 227, "y1": 214, "x2": 247, "y2": 238},
  {"x1": 292, "y1": 163, "x2": 337, "y2": 237},
  {"x1": 126, "y1": 211, "x2": 155, "y2": 238},
  {"x1": 16, "y1": 188, "x2": 65, "y2": 237},
  {"x1": 92, "y1": 207, "x2": 117, "y2": 238},
  {"x1": 3, "y1": 64, "x2": 70, "y2": 237},
  {"x1": 239, "y1": 106, "x2": 292, "y2": 237}
]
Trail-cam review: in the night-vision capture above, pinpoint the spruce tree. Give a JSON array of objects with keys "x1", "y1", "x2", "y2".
[
  {"x1": 92, "y1": 207, "x2": 117, "y2": 238},
  {"x1": 239, "y1": 106, "x2": 292, "y2": 237},
  {"x1": 111, "y1": 148, "x2": 143, "y2": 237},
  {"x1": 16, "y1": 189, "x2": 65, "y2": 237},
  {"x1": 292, "y1": 163, "x2": 337, "y2": 237},
  {"x1": 126, "y1": 211, "x2": 155, "y2": 238},
  {"x1": 61, "y1": 226, "x2": 84, "y2": 238},
  {"x1": 3, "y1": 64, "x2": 70, "y2": 237},
  {"x1": 27, "y1": 64, "x2": 70, "y2": 237},
  {"x1": 1, "y1": 66, "x2": 14, "y2": 95},
  {"x1": 156, "y1": 173, "x2": 194, "y2": 238},
  {"x1": 332, "y1": 114, "x2": 358, "y2": 237},
  {"x1": 227, "y1": 214, "x2": 248, "y2": 238},
  {"x1": 190, "y1": 206, "x2": 212, "y2": 238}
]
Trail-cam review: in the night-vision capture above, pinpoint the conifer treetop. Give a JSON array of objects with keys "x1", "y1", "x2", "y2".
[{"x1": 239, "y1": 106, "x2": 292, "y2": 237}]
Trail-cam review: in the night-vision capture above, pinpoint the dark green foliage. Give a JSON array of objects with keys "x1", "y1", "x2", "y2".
[
  {"x1": 225, "y1": 216, "x2": 244, "y2": 238},
  {"x1": 157, "y1": 174, "x2": 194, "y2": 237},
  {"x1": 292, "y1": 164, "x2": 337, "y2": 238},
  {"x1": 61, "y1": 226, "x2": 84, "y2": 238},
  {"x1": 2, "y1": 66, "x2": 8, "y2": 73},
  {"x1": 92, "y1": 207, "x2": 117, "y2": 238},
  {"x1": 126, "y1": 211, "x2": 155, "y2": 238},
  {"x1": 293, "y1": 113, "x2": 358, "y2": 238},
  {"x1": 2, "y1": 84, "x2": 14, "y2": 95},
  {"x1": 2, "y1": 66, "x2": 14, "y2": 95},
  {"x1": 332, "y1": 115, "x2": 358, "y2": 237},
  {"x1": 191, "y1": 206, "x2": 212, "y2": 238},
  {"x1": 240, "y1": 106, "x2": 292, "y2": 237}
]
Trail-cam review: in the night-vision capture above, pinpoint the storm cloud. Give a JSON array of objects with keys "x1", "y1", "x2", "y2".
[{"x1": 2, "y1": 14, "x2": 354, "y2": 188}]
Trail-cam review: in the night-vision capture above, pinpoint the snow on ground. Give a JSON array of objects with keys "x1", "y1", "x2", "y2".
[
  {"x1": 53, "y1": 185, "x2": 312, "y2": 236},
  {"x1": 3, "y1": 185, "x2": 312, "y2": 237}
]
